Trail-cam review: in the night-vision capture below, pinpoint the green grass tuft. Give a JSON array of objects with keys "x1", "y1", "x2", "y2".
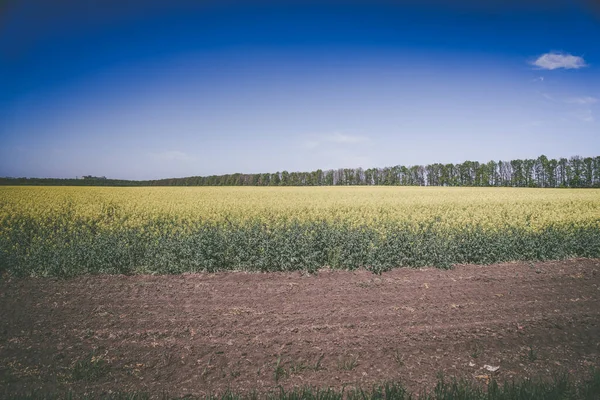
[{"x1": 6, "y1": 369, "x2": 600, "y2": 400}]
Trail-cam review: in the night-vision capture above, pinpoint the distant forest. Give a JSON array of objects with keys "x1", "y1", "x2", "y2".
[{"x1": 2, "y1": 155, "x2": 600, "y2": 188}]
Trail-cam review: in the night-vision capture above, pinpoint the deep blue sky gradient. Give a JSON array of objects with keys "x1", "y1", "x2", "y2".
[{"x1": 1, "y1": 0, "x2": 599, "y2": 179}]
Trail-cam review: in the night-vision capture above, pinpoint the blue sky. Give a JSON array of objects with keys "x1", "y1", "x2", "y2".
[{"x1": 1, "y1": 0, "x2": 599, "y2": 179}]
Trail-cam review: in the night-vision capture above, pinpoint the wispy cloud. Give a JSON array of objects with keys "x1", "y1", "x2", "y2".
[
  {"x1": 521, "y1": 120, "x2": 545, "y2": 128},
  {"x1": 565, "y1": 96, "x2": 598, "y2": 105},
  {"x1": 304, "y1": 140, "x2": 321, "y2": 149},
  {"x1": 531, "y1": 52, "x2": 587, "y2": 70},
  {"x1": 569, "y1": 109, "x2": 594, "y2": 123},
  {"x1": 303, "y1": 132, "x2": 369, "y2": 149},
  {"x1": 325, "y1": 132, "x2": 369, "y2": 144},
  {"x1": 540, "y1": 92, "x2": 555, "y2": 101},
  {"x1": 149, "y1": 150, "x2": 195, "y2": 162}
]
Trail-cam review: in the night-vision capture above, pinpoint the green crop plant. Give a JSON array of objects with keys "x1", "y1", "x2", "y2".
[{"x1": 1, "y1": 186, "x2": 599, "y2": 277}]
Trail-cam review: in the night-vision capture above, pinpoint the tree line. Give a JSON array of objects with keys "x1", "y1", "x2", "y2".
[{"x1": 2, "y1": 155, "x2": 600, "y2": 188}]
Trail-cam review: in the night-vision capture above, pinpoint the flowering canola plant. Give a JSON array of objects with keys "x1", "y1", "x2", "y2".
[{"x1": 1, "y1": 186, "x2": 599, "y2": 276}]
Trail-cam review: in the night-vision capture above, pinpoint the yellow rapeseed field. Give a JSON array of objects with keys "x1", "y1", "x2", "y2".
[
  {"x1": 3, "y1": 186, "x2": 600, "y2": 228},
  {"x1": 1, "y1": 186, "x2": 599, "y2": 275}
]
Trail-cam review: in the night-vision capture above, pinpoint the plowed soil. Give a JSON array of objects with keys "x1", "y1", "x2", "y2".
[{"x1": 1, "y1": 259, "x2": 599, "y2": 397}]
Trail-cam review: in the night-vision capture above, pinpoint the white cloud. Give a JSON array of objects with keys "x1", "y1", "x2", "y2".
[
  {"x1": 149, "y1": 150, "x2": 195, "y2": 162},
  {"x1": 569, "y1": 109, "x2": 594, "y2": 123},
  {"x1": 325, "y1": 132, "x2": 369, "y2": 144},
  {"x1": 531, "y1": 52, "x2": 587, "y2": 70},
  {"x1": 303, "y1": 132, "x2": 369, "y2": 149},
  {"x1": 521, "y1": 120, "x2": 544, "y2": 128},
  {"x1": 313, "y1": 148, "x2": 372, "y2": 170},
  {"x1": 303, "y1": 140, "x2": 320, "y2": 149},
  {"x1": 541, "y1": 92, "x2": 555, "y2": 101},
  {"x1": 565, "y1": 96, "x2": 598, "y2": 105}
]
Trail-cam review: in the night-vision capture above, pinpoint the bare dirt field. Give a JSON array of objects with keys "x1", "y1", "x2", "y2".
[{"x1": 1, "y1": 259, "x2": 599, "y2": 397}]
